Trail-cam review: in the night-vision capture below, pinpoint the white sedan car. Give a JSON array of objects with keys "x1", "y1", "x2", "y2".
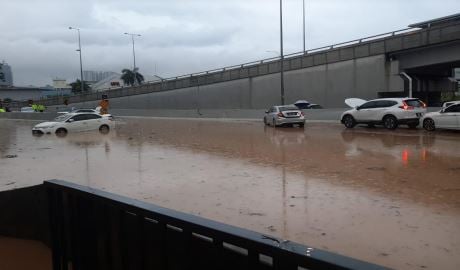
[
  {"x1": 422, "y1": 103, "x2": 460, "y2": 131},
  {"x1": 32, "y1": 113, "x2": 114, "y2": 136}
]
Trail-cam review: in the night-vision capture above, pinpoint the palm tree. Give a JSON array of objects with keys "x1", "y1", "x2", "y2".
[
  {"x1": 121, "y1": 68, "x2": 144, "y2": 86},
  {"x1": 70, "y1": 79, "x2": 90, "y2": 94}
]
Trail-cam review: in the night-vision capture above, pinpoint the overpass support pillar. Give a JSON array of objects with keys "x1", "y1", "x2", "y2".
[{"x1": 400, "y1": 72, "x2": 413, "y2": 98}]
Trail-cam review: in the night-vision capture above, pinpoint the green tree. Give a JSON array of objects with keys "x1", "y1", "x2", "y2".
[
  {"x1": 121, "y1": 68, "x2": 144, "y2": 86},
  {"x1": 70, "y1": 79, "x2": 90, "y2": 94}
]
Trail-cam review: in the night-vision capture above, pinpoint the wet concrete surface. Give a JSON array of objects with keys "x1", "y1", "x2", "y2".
[{"x1": 1, "y1": 118, "x2": 459, "y2": 270}]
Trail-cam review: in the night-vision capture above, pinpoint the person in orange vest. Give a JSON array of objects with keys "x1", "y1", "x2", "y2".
[{"x1": 99, "y1": 94, "x2": 109, "y2": 115}]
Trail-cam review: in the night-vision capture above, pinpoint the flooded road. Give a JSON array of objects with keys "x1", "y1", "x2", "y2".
[
  {"x1": 1, "y1": 118, "x2": 459, "y2": 270},
  {"x1": 0, "y1": 236, "x2": 51, "y2": 270}
]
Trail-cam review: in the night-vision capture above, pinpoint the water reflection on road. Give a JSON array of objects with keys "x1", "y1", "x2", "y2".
[{"x1": 1, "y1": 118, "x2": 459, "y2": 270}]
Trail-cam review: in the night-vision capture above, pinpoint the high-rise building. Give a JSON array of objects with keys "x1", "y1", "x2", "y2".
[
  {"x1": 83, "y1": 71, "x2": 117, "y2": 83},
  {"x1": 0, "y1": 61, "x2": 13, "y2": 86}
]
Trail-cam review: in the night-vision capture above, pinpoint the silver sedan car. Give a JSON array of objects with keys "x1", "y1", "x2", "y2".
[{"x1": 264, "y1": 105, "x2": 305, "y2": 127}]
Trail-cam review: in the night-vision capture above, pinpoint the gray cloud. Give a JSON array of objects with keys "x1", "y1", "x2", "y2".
[{"x1": 1, "y1": 0, "x2": 459, "y2": 86}]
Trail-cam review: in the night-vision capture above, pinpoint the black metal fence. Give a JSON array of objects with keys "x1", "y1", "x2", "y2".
[{"x1": 46, "y1": 180, "x2": 389, "y2": 270}]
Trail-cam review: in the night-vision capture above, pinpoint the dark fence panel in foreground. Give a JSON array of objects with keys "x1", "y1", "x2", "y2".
[{"x1": 45, "y1": 180, "x2": 389, "y2": 270}]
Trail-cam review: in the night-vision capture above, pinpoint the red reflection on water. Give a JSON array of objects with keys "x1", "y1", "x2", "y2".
[
  {"x1": 402, "y1": 149, "x2": 409, "y2": 166},
  {"x1": 421, "y1": 148, "x2": 427, "y2": 162}
]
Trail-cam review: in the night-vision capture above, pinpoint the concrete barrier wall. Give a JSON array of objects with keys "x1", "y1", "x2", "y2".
[
  {"x1": 48, "y1": 55, "x2": 403, "y2": 110},
  {"x1": 0, "y1": 112, "x2": 58, "y2": 121},
  {"x1": 34, "y1": 22, "x2": 460, "y2": 109}
]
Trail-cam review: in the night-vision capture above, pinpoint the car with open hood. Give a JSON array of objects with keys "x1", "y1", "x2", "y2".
[
  {"x1": 422, "y1": 103, "x2": 460, "y2": 131},
  {"x1": 442, "y1": 100, "x2": 460, "y2": 109}
]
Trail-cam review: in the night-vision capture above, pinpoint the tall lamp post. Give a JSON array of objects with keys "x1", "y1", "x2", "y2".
[
  {"x1": 280, "y1": 0, "x2": 285, "y2": 105},
  {"x1": 69, "y1": 27, "x2": 84, "y2": 92},
  {"x1": 124, "y1": 32, "x2": 141, "y2": 70}
]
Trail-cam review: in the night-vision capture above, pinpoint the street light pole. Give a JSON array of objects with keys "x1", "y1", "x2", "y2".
[
  {"x1": 280, "y1": 0, "x2": 285, "y2": 105},
  {"x1": 124, "y1": 33, "x2": 141, "y2": 70},
  {"x1": 303, "y1": 0, "x2": 306, "y2": 53},
  {"x1": 69, "y1": 27, "x2": 84, "y2": 92}
]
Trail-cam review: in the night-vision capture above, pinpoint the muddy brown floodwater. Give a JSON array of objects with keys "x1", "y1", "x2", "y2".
[{"x1": 1, "y1": 118, "x2": 460, "y2": 270}]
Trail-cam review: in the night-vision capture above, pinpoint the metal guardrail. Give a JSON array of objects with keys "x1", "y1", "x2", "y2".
[
  {"x1": 46, "y1": 180, "x2": 389, "y2": 270},
  {"x1": 51, "y1": 27, "x2": 420, "y2": 96},
  {"x1": 147, "y1": 28, "x2": 418, "y2": 83}
]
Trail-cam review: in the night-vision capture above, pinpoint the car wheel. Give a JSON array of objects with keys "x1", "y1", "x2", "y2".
[
  {"x1": 99, "y1": 125, "x2": 110, "y2": 134},
  {"x1": 383, "y1": 115, "x2": 398, "y2": 130},
  {"x1": 299, "y1": 123, "x2": 305, "y2": 128},
  {"x1": 55, "y1": 128, "x2": 68, "y2": 137},
  {"x1": 342, "y1": 115, "x2": 356, "y2": 128},
  {"x1": 408, "y1": 123, "x2": 418, "y2": 129},
  {"x1": 423, "y1": 118, "x2": 435, "y2": 131}
]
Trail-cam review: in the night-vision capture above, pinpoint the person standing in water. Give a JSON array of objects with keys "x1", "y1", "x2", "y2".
[{"x1": 99, "y1": 94, "x2": 109, "y2": 114}]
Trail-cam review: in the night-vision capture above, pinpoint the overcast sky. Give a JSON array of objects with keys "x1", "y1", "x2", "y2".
[{"x1": 1, "y1": 0, "x2": 459, "y2": 86}]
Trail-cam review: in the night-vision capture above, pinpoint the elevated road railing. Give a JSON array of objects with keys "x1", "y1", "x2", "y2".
[
  {"x1": 36, "y1": 21, "x2": 460, "y2": 107},
  {"x1": 46, "y1": 180, "x2": 388, "y2": 270}
]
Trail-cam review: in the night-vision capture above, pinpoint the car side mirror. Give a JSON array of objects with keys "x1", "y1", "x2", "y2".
[
  {"x1": 356, "y1": 106, "x2": 360, "y2": 110},
  {"x1": 67, "y1": 119, "x2": 74, "y2": 123},
  {"x1": 265, "y1": 110, "x2": 269, "y2": 114}
]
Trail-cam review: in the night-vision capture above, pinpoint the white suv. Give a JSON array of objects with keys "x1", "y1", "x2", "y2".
[{"x1": 341, "y1": 98, "x2": 427, "y2": 129}]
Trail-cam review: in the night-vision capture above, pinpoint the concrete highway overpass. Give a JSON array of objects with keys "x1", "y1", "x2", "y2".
[{"x1": 40, "y1": 13, "x2": 460, "y2": 110}]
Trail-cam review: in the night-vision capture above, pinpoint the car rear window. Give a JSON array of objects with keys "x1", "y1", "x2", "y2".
[
  {"x1": 279, "y1": 106, "x2": 299, "y2": 111},
  {"x1": 404, "y1": 99, "x2": 424, "y2": 107}
]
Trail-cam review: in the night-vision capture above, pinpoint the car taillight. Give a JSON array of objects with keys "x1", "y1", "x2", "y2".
[
  {"x1": 277, "y1": 112, "x2": 283, "y2": 117},
  {"x1": 399, "y1": 101, "x2": 414, "y2": 110},
  {"x1": 420, "y1": 101, "x2": 427, "y2": 108}
]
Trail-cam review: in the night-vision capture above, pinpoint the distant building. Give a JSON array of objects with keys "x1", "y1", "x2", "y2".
[
  {"x1": 0, "y1": 86, "x2": 55, "y2": 101},
  {"x1": 53, "y1": 78, "x2": 71, "y2": 90},
  {"x1": 53, "y1": 79, "x2": 70, "y2": 89},
  {"x1": 0, "y1": 61, "x2": 13, "y2": 86},
  {"x1": 83, "y1": 71, "x2": 117, "y2": 84},
  {"x1": 52, "y1": 78, "x2": 72, "y2": 96},
  {"x1": 0, "y1": 80, "x2": 71, "y2": 101},
  {"x1": 90, "y1": 73, "x2": 123, "y2": 92}
]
